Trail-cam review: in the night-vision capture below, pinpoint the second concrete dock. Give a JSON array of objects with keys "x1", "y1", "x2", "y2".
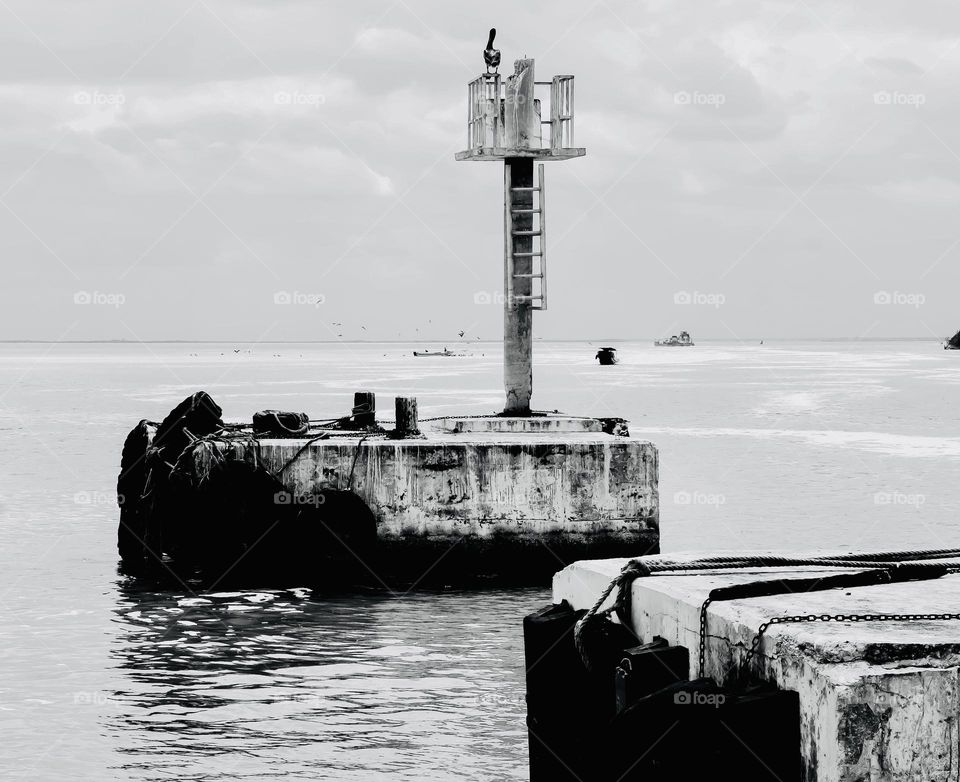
[{"x1": 555, "y1": 553, "x2": 960, "y2": 781}]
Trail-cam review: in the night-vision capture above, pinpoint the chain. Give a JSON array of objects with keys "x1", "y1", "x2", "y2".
[
  {"x1": 740, "y1": 612, "x2": 960, "y2": 671},
  {"x1": 700, "y1": 606, "x2": 960, "y2": 678},
  {"x1": 698, "y1": 598, "x2": 713, "y2": 676}
]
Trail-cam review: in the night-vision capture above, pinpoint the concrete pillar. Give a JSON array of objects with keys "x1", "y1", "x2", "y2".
[
  {"x1": 504, "y1": 157, "x2": 534, "y2": 416},
  {"x1": 352, "y1": 391, "x2": 376, "y2": 428},
  {"x1": 504, "y1": 58, "x2": 537, "y2": 150},
  {"x1": 502, "y1": 58, "x2": 538, "y2": 416},
  {"x1": 394, "y1": 396, "x2": 419, "y2": 436}
]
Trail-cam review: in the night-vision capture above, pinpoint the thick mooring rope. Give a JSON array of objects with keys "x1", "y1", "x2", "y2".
[{"x1": 573, "y1": 549, "x2": 960, "y2": 672}]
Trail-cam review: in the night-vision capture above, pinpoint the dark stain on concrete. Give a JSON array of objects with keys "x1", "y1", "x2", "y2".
[
  {"x1": 862, "y1": 643, "x2": 960, "y2": 665},
  {"x1": 419, "y1": 449, "x2": 464, "y2": 471},
  {"x1": 838, "y1": 703, "x2": 891, "y2": 766},
  {"x1": 803, "y1": 732, "x2": 818, "y2": 782}
]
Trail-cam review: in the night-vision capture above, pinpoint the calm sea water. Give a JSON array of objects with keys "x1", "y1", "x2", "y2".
[{"x1": 2, "y1": 339, "x2": 959, "y2": 780}]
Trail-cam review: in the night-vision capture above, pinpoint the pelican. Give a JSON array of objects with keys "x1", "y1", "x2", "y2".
[{"x1": 484, "y1": 28, "x2": 500, "y2": 73}]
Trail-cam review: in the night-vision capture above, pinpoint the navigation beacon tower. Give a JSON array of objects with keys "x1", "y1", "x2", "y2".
[{"x1": 456, "y1": 43, "x2": 585, "y2": 416}]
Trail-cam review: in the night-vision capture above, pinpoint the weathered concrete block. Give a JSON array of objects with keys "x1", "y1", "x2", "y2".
[
  {"x1": 554, "y1": 555, "x2": 960, "y2": 781},
  {"x1": 189, "y1": 429, "x2": 658, "y2": 580}
]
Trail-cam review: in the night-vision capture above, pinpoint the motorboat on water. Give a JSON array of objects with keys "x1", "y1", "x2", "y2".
[
  {"x1": 413, "y1": 348, "x2": 467, "y2": 357},
  {"x1": 654, "y1": 331, "x2": 694, "y2": 347}
]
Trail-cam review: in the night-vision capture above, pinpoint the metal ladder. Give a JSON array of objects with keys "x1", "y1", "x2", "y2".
[{"x1": 504, "y1": 163, "x2": 546, "y2": 310}]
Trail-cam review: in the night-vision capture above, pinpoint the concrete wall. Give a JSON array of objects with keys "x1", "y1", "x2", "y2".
[
  {"x1": 179, "y1": 433, "x2": 657, "y2": 582},
  {"x1": 201, "y1": 434, "x2": 658, "y2": 545},
  {"x1": 554, "y1": 556, "x2": 960, "y2": 781}
]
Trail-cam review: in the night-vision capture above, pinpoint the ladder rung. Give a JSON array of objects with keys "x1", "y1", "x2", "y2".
[
  {"x1": 511, "y1": 187, "x2": 540, "y2": 192},
  {"x1": 513, "y1": 273, "x2": 544, "y2": 278},
  {"x1": 513, "y1": 295, "x2": 544, "y2": 302},
  {"x1": 511, "y1": 230, "x2": 541, "y2": 236},
  {"x1": 513, "y1": 252, "x2": 542, "y2": 257},
  {"x1": 511, "y1": 208, "x2": 541, "y2": 214}
]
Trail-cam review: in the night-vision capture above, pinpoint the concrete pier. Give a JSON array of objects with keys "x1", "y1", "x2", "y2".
[
  {"x1": 160, "y1": 416, "x2": 659, "y2": 582},
  {"x1": 555, "y1": 554, "x2": 960, "y2": 781}
]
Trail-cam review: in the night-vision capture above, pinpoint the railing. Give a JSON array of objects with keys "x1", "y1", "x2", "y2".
[
  {"x1": 467, "y1": 74, "x2": 501, "y2": 150},
  {"x1": 550, "y1": 76, "x2": 574, "y2": 149},
  {"x1": 465, "y1": 74, "x2": 575, "y2": 152}
]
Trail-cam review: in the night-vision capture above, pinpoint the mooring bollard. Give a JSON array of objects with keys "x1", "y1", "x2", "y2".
[
  {"x1": 394, "y1": 396, "x2": 419, "y2": 437},
  {"x1": 353, "y1": 391, "x2": 376, "y2": 428}
]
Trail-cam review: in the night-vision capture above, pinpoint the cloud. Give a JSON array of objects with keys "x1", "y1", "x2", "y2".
[{"x1": 1, "y1": 0, "x2": 960, "y2": 339}]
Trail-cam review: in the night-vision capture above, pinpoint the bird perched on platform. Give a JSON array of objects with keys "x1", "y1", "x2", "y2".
[{"x1": 483, "y1": 28, "x2": 500, "y2": 73}]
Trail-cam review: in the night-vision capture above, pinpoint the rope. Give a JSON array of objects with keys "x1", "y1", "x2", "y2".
[
  {"x1": 273, "y1": 432, "x2": 331, "y2": 478},
  {"x1": 650, "y1": 549, "x2": 960, "y2": 568},
  {"x1": 257, "y1": 411, "x2": 309, "y2": 436},
  {"x1": 573, "y1": 549, "x2": 960, "y2": 672},
  {"x1": 348, "y1": 435, "x2": 372, "y2": 491}
]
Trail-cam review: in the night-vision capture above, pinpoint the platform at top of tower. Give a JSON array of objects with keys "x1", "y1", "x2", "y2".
[
  {"x1": 455, "y1": 146, "x2": 586, "y2": 162},
  {"x1": 457, "y1": 65, "x2": 584, "y2": 163}
]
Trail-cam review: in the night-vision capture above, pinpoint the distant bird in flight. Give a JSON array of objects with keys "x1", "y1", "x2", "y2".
[
  {"x1": 484, "y1": 28, "x2": 500, "y2": 74},
  {"x1": 458, "y1": 330, "x2": 465, "y2": 338}
]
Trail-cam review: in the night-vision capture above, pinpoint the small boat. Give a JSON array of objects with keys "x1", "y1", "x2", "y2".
[
  {"x1": 595, "y1": 347, "x2": 618, "y2": 365},
  {"x1": 413, "y1": 348, "x2": 467, "y2": 357},
  {"x1": 654, "y1": 331, "x2": 694, "y2": 347},
  {"x1": 946, "y1": 330, "x2": 960, "y2": 350}
]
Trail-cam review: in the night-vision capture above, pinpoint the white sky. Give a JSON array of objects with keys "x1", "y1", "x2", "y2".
[{"x1": 2, "y1": 0, "x2": 959, "y2": 341}]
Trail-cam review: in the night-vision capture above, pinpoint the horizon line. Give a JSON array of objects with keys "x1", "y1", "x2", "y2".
[{"x1": 0, "y1": 337, "x2": 947, "y2": 345}]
